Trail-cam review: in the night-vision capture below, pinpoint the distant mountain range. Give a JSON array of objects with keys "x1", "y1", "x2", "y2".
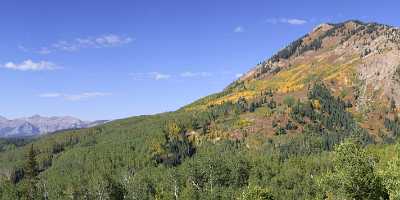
[{"x1": 0, "y1": 115, "x2": 108, "y2": 138}]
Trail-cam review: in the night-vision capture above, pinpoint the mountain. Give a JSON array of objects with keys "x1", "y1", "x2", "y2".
[
  {"x1": 0, "y1": 115, "x2": 108, "y2": 138},
  {"x1": 1, "y1": 20, "x2": 400, "y2": 199},
  {"x1": 189, "y1": 20, "x2": 400, "y2": 108},
  {"x1": 184, "y1": 20, "x2": 400, "y2": 136}
]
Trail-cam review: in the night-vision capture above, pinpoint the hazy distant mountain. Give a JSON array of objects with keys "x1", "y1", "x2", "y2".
[{"x1": 0, "y1": 115, "x2": 108, "y2": 138}]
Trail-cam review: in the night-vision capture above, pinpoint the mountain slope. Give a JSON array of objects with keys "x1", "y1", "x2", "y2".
[
  {"x1": 183, "y1": 20, "x2": 400, "y2": 138},
  {"x1": 186, "y1": 20, "x2": 400, "y2": 111},
  {"x1": 1, "y1": 20, "x2": 400, "y2": 199}
]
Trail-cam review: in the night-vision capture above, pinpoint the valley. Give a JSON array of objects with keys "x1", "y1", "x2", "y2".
[{"x1": 2, "y1": 20, "x2": 400, "y2": 199}]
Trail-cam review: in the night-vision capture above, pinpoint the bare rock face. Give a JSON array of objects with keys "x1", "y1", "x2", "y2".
[
  {"x1": 0, "y1": 115, "x2": 108, "y2": 138},
  {"x1": 237, "y1": 20, "x2": 400, "y2": 108}
]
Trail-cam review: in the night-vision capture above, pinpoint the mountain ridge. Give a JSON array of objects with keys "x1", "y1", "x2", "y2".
[
  {"x1": 185, "y1": 20, "x2": 400, "y2": 113},
  {"x1": 0, "y1": 115, "x2": 108, "y2": 138}
]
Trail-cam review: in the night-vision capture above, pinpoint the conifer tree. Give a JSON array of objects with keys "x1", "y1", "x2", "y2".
[{"x1": 24, "y1": 144, "x2": 39, "y2": 200}]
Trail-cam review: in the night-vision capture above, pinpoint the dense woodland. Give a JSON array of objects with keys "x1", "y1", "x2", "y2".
[{"x1": 1, "y1": 82, "x2": 400, "y2": 199}]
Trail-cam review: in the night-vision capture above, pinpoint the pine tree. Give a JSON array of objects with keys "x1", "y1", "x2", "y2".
[
  {"x1": 24, "y1": 144, "x2": 39, "y2": 200},
  {"x1": 391, "y1": 98, "x2": 397, "y2": 112}
]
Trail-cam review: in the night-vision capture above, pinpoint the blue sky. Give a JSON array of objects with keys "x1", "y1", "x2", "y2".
[{"x1": 0, "y1": 0, "x2": 398, "y2": 120}]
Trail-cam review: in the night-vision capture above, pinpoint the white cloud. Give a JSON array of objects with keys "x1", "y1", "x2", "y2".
[
  {"x1": 233, "y1": 26, "x2": 244, "y2": 33},
  {"x1": 21, "y1": 34, "x2": 133, "y2": 54},
  {"x1": 2, "y1": 60, "x2": 58, "y2": 71},
  {"x1": 286, "y1": 19, "x2": 307, "y2": 25},
  {"x1": 266, "y1": 18, "x2": 307, "y2": 25},
  {"x1": 180, "y1": 72, "x2": 212, "y2": 78},
  {"x1": 39, "y1": 92, "x2": 111, "y2": 101}
]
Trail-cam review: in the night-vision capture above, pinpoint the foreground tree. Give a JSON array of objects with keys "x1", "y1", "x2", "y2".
[
  {"x1": 23, "y1": 144, "x2": 39, "y2": 200},
  {"x1": 379, "y1": 143, "x2": 400, "y2": 200},
  {"x1": 318, "y1": 141, "x2": 388, "y2": 199}
]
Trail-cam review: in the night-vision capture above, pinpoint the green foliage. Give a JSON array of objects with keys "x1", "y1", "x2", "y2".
[
  {"x1": 306, "y1": 82, "x2": 372, "y2": 146},
  {"x1": 239, "y1": 185, "x2": 274, "y2": 200},
  {"x1": 156, "y1": 120, "x2": 196, "y2": 166},
  {"x1": 391, "y1": 98, "x2": 397, "y2": 112},
  {"x1": 23, "y1": 145, "x2": 39, "y2": 200},
  {"x1": 379, "y1": 144, "x2": 400, "y2": 200},
  {"x1": 318, "y1": 142, "x2": 388, "y2": 199},
  {"x1": 384, "y1": 117, "x2": 400, "y2": 137},
  {"x1": 0, "y1": 138, "x2": 30, "y2": 152},
  {"x1": 0, "y1": 82, "x2": 399, "y2": 200},
  {"x1": 0, "y1": 179, "x2": 19, "y2": 200},
  {"x1": 274, "y1": 127, "x2": 286, "y2": 135},
  {"x1": 283, "y1": 95, "x2": 296, "y2": 107}
]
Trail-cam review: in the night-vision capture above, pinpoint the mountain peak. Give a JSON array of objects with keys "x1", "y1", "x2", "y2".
[
  {"x1": 341, "y1": 19, "x2": 365, "y2": 25},
  {"x1": 30, "y1": 114, "x2": 42, "y2": 119},
  {"x1": 310, "y1": 20, "x2": 365, "y2": 34},
  {"x1": 311, "y1": 23, "x2": 334, "y2": 32}
]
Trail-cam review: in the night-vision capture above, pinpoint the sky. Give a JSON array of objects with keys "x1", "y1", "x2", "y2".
[{"x1": 1, "y1": 0, "x2": 399, "y2": 120}]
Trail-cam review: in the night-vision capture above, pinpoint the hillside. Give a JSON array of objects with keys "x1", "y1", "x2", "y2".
[
  {"x1": 2, "y1": 20, "x2": 400, "y2": 199},
  {"x1": 188, "y1": 20, "x2": 400, "y2": 107},
  {"x1": 185, "y1": 20, "x2": 400, "y2": 137}
]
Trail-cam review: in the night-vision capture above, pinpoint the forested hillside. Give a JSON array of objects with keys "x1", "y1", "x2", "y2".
[{"x1": 2, "y1": 20, "x2": 400, "y2": 199}]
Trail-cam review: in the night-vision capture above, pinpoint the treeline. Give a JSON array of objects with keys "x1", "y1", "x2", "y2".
[{"x1": 0, "y1": 138, "x2": 30, "y2": 152}]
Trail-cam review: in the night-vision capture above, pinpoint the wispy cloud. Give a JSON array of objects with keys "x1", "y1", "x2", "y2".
[
  {"x1": 130, "y1": 72, "x2": 171, "y2": 81},
  {"x1": 180, "y1": 71, "x2": 212, "y2": 78},
  {"x1": 18, "y1": 45, "x2": 29, "y2": 52},
  {"x1": 266, "y1": 18, "x2": 308, "y2": 25},
  {"x1": 286, "y1": 19, "x2": 307, "y2": 25},
  {"x1": 2, "y1": 60, "x2": 58, "y2": 71},
  {"x1": 39, "y1": 93, "x2": 62, "y2": 98},
  {"x1": 22, "y1": 34, "x2": 133, "y2": 54},
  {"x1": 37, "y1": 48, "x2": 52, "y2": 55},
  {"x1": 130, "y1": 70, "x2": 246, "y2": 81},
  {"x1": 39, "y1": 92, "x2": 111, "y2": 101},
  {"x1": 130, "y1": 71, "x2": 214, "y2": 81},
  {"x1": 233, "y1": 26, "x2": 244, "y2": 33},
  {"x1": 153, "y1": 72, "x2": 171, "y2": 80}
]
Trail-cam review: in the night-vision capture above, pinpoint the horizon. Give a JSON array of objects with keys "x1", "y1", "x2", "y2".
[{"x1": 1, "y1": 0, "x2": 399, "y2": 120}]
